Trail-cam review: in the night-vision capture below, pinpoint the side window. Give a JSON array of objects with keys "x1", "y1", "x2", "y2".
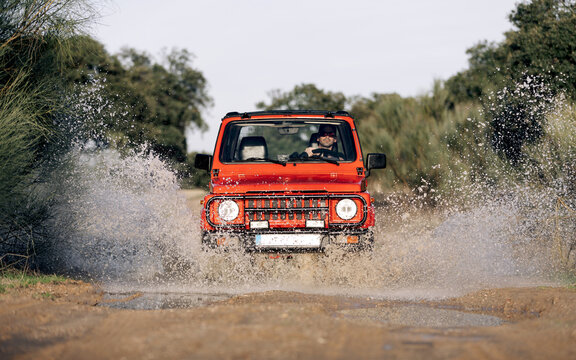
[
  {"x1": 334, "y1": 123, "x2": 356, "y2": 161},
  {"x1": 235, "y1": 126, "x2": 256, "y2": 160},
  {"x1": 219, "y1": 124, "x2": 241, "y2": 162}
]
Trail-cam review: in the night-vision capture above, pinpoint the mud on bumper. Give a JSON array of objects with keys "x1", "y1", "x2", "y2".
[{"x1": 201, "y1": 229, "x2": 374, "y2": 252}]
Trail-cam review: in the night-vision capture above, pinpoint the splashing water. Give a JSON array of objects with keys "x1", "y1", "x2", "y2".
[
  {"x1": 40, "y1": 79, "x2": 574, "y2": 300},
  {"x1": 39, "y1": 143, "x2": 561, "y2": 301},
  {"x1": 43, "y1": 145, "x2": 197, "y2": 281}
]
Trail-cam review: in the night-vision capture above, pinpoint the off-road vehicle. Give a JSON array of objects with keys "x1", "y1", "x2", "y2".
[{"x1": 195, "y1": 110, "x2": 386, "y2": 251}]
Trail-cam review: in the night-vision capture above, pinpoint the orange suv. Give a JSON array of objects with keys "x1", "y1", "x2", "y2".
[{"x1": 194, "y1": 110, "x2": 386, "y2": 251}]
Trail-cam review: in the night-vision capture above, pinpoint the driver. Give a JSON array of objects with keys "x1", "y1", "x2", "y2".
[{"x1": 303, "y1": 124, "x2": 344, "y2": 160}]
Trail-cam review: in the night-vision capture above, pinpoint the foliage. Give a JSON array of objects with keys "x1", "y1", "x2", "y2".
[
  {"x1": 0, "y1": 0, "x2": 96, "y2": 255},
  {"x1": 446, "y1": 0, "x2": 576, "y2": 162},
  {"x1": 63, "y1": 39, "x2": 213, "y2": 163},
  {"x1": 0, "y1": 91, "x2": 52, "y2": 258},
  {"x1": 1, "y1": 0, "x2": 212, "y2": 265},
  {"x1": 448, "y1": 0, "x2": 576, "y2": 103},
  {"x1": 504, "y1": 0, "x2": 576, "y2": 98},
  {"x1": 256, "y1": 83, "x2": 348, "y2": 111},
  {"x1": 178, "y1": 153, "x2": 212, "y2": 189},
  {"x1": 484, "y1": 76, "x2": 560, "y2": 163},
  {"x1": 0, "y1": 92, "x2": 47, "y2": 205},
  {"x1": 522, "y1": 99, "x2": 576, "y2": 194},
  {"x1": 1, "y1": 0, "x2": 95, "y2": 99},
  {"x1": 351, "y1": 82, "x2": 480, "y2": 197}
]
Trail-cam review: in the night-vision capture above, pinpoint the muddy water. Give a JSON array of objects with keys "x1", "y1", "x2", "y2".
[
  {"x1": 100, "y1": 291, "x2": 231, "y2": 310},
  {"x1": 42, "y1": 147, "x2": 559, "y2": 316},
  {"x1": 337, "y1": 305, "x2": 504, "y2": 328},
  {"x1": 37, "y1": 142, "x2": 560, "y2": 340},
  {"x1": 99, "y1": 290, "x2": 505, "y2": 328}
]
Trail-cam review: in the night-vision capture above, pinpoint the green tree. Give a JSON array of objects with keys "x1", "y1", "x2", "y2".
[
  {"x1": 350, "y1": 81, "x2": 484, "y2": 196},
  {"x1": 504, "y1": 0, "x2": 576, "y2": 98},
  {"x1": 256, "y1": 83, "x2": 348, "y2": 111},
  {"x1": 447, "y1": 0, "x2": 576, "y2": 102},
  {"x1": 62, "y1": 35, "x2": 122, "y2": 85},
  {"x1": 352, "y1": 91, "x2": 447, "y2": 191},
  {"x1": 445, "y1": 41, "x2": 504, "y2": 102},
  {"x1": 64, "y1": 40, "x2": 212, "y2": 163},
  {"x1": 447, "y1": 0, "x2": 576, "y2": 162}
]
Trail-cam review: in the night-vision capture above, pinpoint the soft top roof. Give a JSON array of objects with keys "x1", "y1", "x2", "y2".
[{"x1": 222, "y1": 110, "x2": 352, "y2": 121}]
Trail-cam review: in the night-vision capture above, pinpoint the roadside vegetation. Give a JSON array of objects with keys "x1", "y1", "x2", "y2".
[
  {"x1": 258, "y1": 0, "x2": 576, "y2": 198},
  {"x1": 257, "y1": 0, "x2": 576, "y2": 269},
  {"x1": 0, "y1": 0, "x2": 212, "y2": 266},
  {"x1": 0, "y1": 0, "x2": 575, "y2": 271},
  {"x1": 0, "y1": 0, "x2": 97, "y2": 264},
  {"x1": 0, "y1": 267, "x2": 67, "y2": 294}
]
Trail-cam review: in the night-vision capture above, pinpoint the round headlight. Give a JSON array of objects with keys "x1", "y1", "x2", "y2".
[
  {"x1": 218, "y1": 200, "x2": 239, "y2": 222},
  {"x1": 335, "y1": 199, "x2": 357, "y2": 220}
]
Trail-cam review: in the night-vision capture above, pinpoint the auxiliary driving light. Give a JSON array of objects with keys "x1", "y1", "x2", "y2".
[{"x1": 335, "y1": 198, "x2": 357, "y2": 220}]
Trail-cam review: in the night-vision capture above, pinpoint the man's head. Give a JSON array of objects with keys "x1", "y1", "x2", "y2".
[{"x1": 317, "y1": 124, "x2": 337, "y2": 149}]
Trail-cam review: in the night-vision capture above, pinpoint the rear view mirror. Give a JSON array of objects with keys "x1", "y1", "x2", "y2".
[
  {"x1": 194, "y1": 153, "x2": 212, "y2": 171},
  {"x1": 365, "y1": 153, "x2": 386, "y2": 177},
  {"x1": 278, "y1": 127, "x2": 299, "y2": 135}
]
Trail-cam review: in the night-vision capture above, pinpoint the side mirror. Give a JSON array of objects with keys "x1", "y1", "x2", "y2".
[
  {"x1": 194, "y1": 154, "x2": 212, "y2": 171},
  {"x1": 365, "y1": 153, "x2": 386, "y2": 177}
]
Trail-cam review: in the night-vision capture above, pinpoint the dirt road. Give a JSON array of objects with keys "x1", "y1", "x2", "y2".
[
  {"x1": 2, "y1": 189, "x2": 574, "y2": 359},
  {"x1": 1, "y1": 280, "x2": 575, "y2": 359}
]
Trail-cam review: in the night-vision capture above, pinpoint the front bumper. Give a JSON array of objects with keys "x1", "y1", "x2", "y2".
[{"x1": 201, "y1": 229, "x2": 374, "y2": 252}]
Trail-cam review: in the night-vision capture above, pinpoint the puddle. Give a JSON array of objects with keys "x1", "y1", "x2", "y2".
[
  {"x1": 100, "y1": 291, "x2": 504, "y2": 328},
  {"x1": 337, "y1": 305, "x2": 504, "y2": 328},
  {"x1": 100, "y1": 292, "x2": 232, "y2": 310}
]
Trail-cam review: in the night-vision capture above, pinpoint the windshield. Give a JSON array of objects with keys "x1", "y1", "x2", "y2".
[{"x1": 219, "y1": 120, "x2": 357, "y2": 164}]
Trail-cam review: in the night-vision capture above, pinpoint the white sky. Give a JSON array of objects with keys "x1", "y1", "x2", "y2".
[{"x1": 93, "y1": 0, "x2": 520, "y2": 153}]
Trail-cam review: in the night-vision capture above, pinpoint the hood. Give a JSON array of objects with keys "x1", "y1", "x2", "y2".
[{"x1": 211, "y1": 166, "x2": 365, "y2": 194}]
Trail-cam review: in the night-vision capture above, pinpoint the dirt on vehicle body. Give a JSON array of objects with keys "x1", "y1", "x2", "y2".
[{"x1": 194, "y1": 110, "x2": 386, "y2": 252}]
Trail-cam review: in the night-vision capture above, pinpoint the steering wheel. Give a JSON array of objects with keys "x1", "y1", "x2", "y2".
[{"x1": 311, "y1": 148, "x2": 340, "y2": 159}]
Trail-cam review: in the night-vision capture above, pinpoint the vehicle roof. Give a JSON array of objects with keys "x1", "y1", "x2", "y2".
[{"x1": 221, "y1": 110, "x2": 353, "y2": 121}]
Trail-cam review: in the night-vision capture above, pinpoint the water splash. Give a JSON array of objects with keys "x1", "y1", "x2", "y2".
[
  {"x1": 39, "y1": 78, "x2": 574, "y2": 300},
  {"x1": 41, "y1": 145, "x2": 561, "y2": 300},
  {"x1": 43, "y1": 145, "x2": 198, "y2": 281}
]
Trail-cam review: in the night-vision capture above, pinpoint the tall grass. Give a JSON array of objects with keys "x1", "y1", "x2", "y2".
[
  {"x1": 0, "y1": 84, "x2": 52, "y2": 263},
  {"x1": 0, "y1": 0, "x2": 97, "y2": 264},
  {"x1": 523, "y1": 99, "x2": 576, "y2": 195},
  {"x1": 524, "y1": 99, "x2": 576, "y2": 269}
]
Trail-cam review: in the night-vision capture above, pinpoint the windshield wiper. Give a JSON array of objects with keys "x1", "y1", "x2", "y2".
[
  {"x1": 243, "y1": 157, "x2": 287, "y2": 166},
  {"x1": 297, "y1": 156, "x2": 340, "y2": 165}
]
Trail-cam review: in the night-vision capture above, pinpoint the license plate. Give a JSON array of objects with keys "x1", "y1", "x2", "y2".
[{"x1": 255, "y1": 234, "x2": 322, "y2": 248}]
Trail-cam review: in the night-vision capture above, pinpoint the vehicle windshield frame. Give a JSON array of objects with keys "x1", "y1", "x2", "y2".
[{"x1": 218, "y1": 119, "x2": 357, "y2": 164}]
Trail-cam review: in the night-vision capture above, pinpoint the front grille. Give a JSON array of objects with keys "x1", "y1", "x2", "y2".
[
  {"x1": 205, "y1": 194, "x2": 368, "y2": 229},
  {"x1": 245, "y1": 196, "x2": 328, "y2": 225}
]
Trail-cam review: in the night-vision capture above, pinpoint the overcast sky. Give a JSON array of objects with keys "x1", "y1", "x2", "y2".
[{"x1": 93, "y1": 0, "x2": 520, "y2": 152}]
